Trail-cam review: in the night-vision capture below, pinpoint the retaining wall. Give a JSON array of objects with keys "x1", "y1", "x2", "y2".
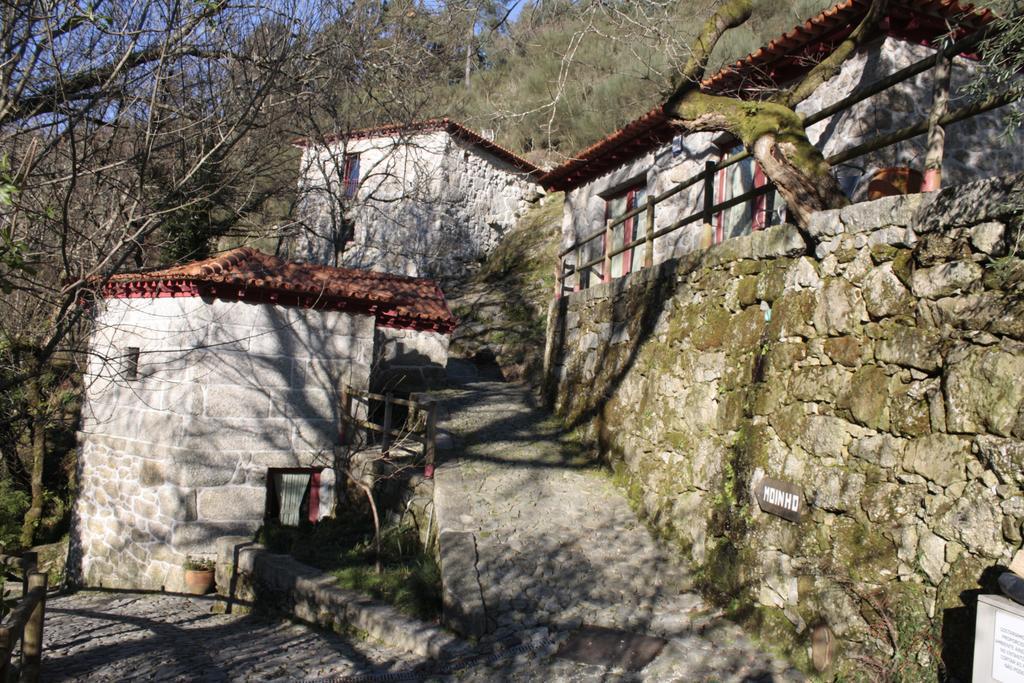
[
  {"x1": 214, "y1": 536, "x2": 463, "y2": 659},
  {"x1": 544, "y1": 174, "x2": 1024, "y2": 676}
]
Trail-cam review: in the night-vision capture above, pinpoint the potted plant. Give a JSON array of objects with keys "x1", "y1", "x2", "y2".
[{"x1": 183, "y1": 556, "x2": 216, "y2": 595}]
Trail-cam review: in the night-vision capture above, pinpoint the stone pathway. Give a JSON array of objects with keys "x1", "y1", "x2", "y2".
[
  {"x1": 434, "y1": 371, "x2": 804, "y2": 681},
  {"x1": 41, "y1": 591, "x2": 424, "y2": 681}
]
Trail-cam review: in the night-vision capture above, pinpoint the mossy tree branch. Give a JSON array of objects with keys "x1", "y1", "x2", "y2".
[
  {"x1": 663, "y1": 0, "x2": 863, "y2": 224},
  {"x1": 671, "y1": 0, "x2": 753, "y2": 94},
  {"x1": 668, "y1": 92, "x2": 847, "y2": 225}
]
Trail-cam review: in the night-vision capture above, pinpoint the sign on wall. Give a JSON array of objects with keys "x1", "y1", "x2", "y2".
[
  {"x1": 754, "y1": 477, "x2": 804, "y2": 523},
  {"x1": 975, "y1": 594, "x2": 1024, "y2": 683}
]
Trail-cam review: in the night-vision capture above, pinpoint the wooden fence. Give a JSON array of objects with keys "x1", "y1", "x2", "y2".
[
  {"x1": 0, "y1": 552, "x2": 47, "y2": 683},
  {"x1": 556, "y1": 27, "x2": 1015, "y2": 296},
  {"x1": 339, "y1": 387, "x2": 439, "y2": 477}
]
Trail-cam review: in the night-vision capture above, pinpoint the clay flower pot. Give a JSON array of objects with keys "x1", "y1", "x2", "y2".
[
  {"x1": 184, "y1": 568, "x2": 215, "y2": 595},
  {"x1": 866, "y1": 167, "x2": 923, "y2": 200}
]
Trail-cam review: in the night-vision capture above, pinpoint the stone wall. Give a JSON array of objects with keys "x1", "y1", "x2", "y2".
[
  {"x1": 561, "y1": 36, "x2": 1024, "y2": 286},
  {"x1": 71, "y1": 297, "x2": 375, "y2": 592},
  {"x1": 213, "y1": 536, "x2": 462, "y2": 659},
  {"x1": 294, "y1": 131, "x2": 539, "y2": 281},
  {"x1": 545, "y1": 174, "x2": 1024, "y2": 676},
  {"x1": 373, "y1": 326, "x2": 450, "y2": 394}
]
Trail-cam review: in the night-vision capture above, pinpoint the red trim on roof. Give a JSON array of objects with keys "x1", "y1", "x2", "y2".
[
  {"x1": 539, "y1": 0, "x2": 993, "y2": 192},
  {"x1": 99, "y1": 248, "x2": 457, "y2": 334},
  {"x1": 294, "y1": 118, "x2": 542, "y2": 178}
]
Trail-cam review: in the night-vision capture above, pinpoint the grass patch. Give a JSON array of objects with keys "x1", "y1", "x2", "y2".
[{"x1": 257, "y1": 517, "x2": 442, "y2": 623}]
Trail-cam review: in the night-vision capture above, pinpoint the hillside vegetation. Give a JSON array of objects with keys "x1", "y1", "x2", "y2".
[
  {"x1": 434, "y1": 0, "x2": 841, "y2": 166},
  {"x1": 447, "y1": 193, "x2": 563, "y2": 384}
]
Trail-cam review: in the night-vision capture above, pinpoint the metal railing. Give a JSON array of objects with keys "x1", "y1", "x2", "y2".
[{"x1": 555, "y1": 27, "x2": 1013, "y2": 297}]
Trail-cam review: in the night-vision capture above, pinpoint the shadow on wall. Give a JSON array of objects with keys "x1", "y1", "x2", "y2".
[
  {"x1": 545, "y1": 256, "x2": 698, "y2": 433},
  {"x1": 68, "y1": 297, "x2": 382, "y2": 589}
]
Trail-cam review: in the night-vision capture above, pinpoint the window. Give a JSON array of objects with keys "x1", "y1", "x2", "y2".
[
  {"x1": 714, "y1": 146, "x2": 785, "y2": 243},
  {"x1": 342, "y1": 154, "x2": 360, "y2": 199},
  {"x1": 124, "y1": 347, "x2": 140, "y2": 380},
  {"x1": 267, "y1": 468, "x2": 322, "y2": 527},
  {"x1": 605, "y1": 183, "x2": 647, "y2": 280}
]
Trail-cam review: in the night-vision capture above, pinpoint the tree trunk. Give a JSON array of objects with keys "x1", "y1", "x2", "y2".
[
  {"x1": 464, "y1": 13, "x2": 475, "y2": 90},
  {"x1": 20, "y1": 370, "x2": 45, "y2": 549},
  {"x1": 667, "y1": 92, "x2": 848, "y2": 225}
]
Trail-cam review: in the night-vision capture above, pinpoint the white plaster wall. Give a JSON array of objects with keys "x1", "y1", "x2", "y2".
[
  {"x1": 294, "y1": 130, "x2": 539, "y2": 281},
  {"x1": 563, "y1": 36, "x2": 1024, "y2": 276},
  {"x1": 72, "y1": 296, "x2": 375, "y2": 591}
]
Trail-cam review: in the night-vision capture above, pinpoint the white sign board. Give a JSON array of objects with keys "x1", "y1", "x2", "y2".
[
  {"x1": 994, "y1": 610, "x2": 1024, "y2": 683},
  {"x1": 974, "y1": 594, "x2": 1024, "y2": 683}
]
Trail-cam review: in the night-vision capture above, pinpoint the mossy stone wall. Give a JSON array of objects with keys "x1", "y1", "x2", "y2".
[{"x1": 544, "y1": 174, "x2": 1024, "y2": 679}]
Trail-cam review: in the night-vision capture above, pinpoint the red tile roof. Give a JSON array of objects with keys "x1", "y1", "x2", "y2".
[
  {"x1": 295, "y1": 118, "x2": 542, "y2": 178},
  {"x1": 540, "y1": 0, "x2": 993, "y2": 192},
  {"x1": 101, "y1": 248, "x2": 457, "y2": 333}
]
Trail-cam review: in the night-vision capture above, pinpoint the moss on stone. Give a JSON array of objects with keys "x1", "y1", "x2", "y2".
[
  {"x1": 889, "y1": 386, "x2": 932, "y2": 438},
  {"x1": 763, "y1": 341, "x2": 808, "y2": 375},
  {"x1": 769, "y1": 403, "x2": 806, "y2": 448},
  {"x1": 737, "y1": 275, "x2": 760, "y2": 307},
  {"x1": 756, "y1": 258, "x2": 793, "y2": 303},
  {"x1": 732, "y1": 259, "x2": 763, "y2": 276},
  {"x1": 727, "y1": 305, "x2": 766, "y2": 352},
  {"x1": 767, "y1": 290, "x2": 816, "y2": 339},
  {"x1": 870, "y1": 244, "x2": 901, "y2": 264},
  {"x1": 691, "y1": 305, "x2": 731, "y2": 351},
  {"x1": 829, "y1": 517, "x2": 895, "y2": 583},
  {"x1": 729, "y1": 605, "x2": 812, "y2": 674},
  {"x1": 823, "y1": 336, "x2": 862, "y2": 368},
  {"x1": 842, "y1": 366, "x2": 891, "y2": 431},
  {"x1": 892, "y1": 249, "x2": 914, "y2": 288}
]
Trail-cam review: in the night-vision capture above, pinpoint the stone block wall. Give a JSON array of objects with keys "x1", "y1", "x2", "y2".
[
  {"x1": 71, "y1": 297, "x2": 375, "y2": 592},
  {"x1": 373, "y1": 326, "x2": 451, "y2": 394},
  {"x1": 294, "y1": 131, "x2": 539, "y2": 282},
  {"x1": 545, "y1": 174, "x2": 1024, "y2": 675}
]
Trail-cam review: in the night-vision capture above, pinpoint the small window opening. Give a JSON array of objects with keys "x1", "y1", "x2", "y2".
[
  {"x1": 266, "y1": 467, "x2": 322, "y2": 527},
  {"x1": 342, "y1": 154, "x2": 360, "y2": 199},
  {"x1": 124, "y1": 347, "x2": 140, "y2": 380}
]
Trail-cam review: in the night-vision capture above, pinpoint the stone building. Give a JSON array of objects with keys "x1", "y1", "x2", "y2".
[
  {"x1": 293, "y1": 119, "x2": 543, "y2": 281},
  {"x1": 70, "y1": 247, "x2": 456, "y2": 592},
  {"x1": 542, "y1": 0, "x2": 1022, "y2": 290}
]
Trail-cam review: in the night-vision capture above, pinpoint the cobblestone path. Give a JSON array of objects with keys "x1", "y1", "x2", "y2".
[
  {"x1": 42, "y1": 591, "x2": 424, "y2": 681},
  {"x1": 434, "y1": 376, "x2": 804, "y2": 682}
]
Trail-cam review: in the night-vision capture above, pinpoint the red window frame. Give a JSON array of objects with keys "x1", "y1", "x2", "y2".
[
  {"x1": 267, "y1": 467, "x2": 323, "y2": 524},
  {"x1": 342, "y1": 154, "x2": 360, "y2": 199},
  {"x1": 604, "y1": 183, "x2": 646, "y2": 281},
  {"x1": 714, "y1": 150, "x2": 769, "y2": 244}
]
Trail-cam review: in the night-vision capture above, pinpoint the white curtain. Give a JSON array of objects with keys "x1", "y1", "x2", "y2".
[{"x1": 275, "y1": 472, "x2": 310, "y2": 527}]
